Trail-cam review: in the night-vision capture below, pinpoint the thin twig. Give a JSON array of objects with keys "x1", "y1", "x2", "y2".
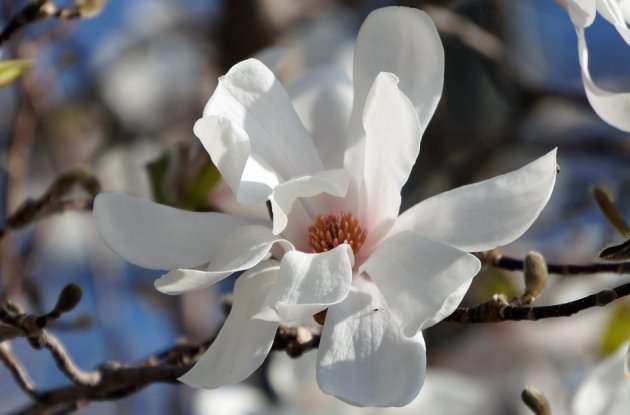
[
  {"x1": 447, "y1": 282, "x2": 630, "y2": 323},
  {"x1": 0, "y1": 0, "x2": 90, "y2": 46},
  {"x1": 0, "y1": 169, "x2": 100, "y2": 240},
  {"x1": 0, "y1": 342, "x2": 39, "y2": 399},
  {"x1": 0, "y1": 0, "x2": 48, "y2": 45},
  {"x1": 424, "y1": 4, "x2": 507, "y2": 62},
  {"x1": 481, "y1": 251, "x2": 630, "y2": 275},
  {"x1": 40, "y1": 331, "x2": 101, "y2": 386}
]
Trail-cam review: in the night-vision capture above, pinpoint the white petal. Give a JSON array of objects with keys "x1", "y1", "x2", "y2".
[
  {"x1": 349, "y1": 7, "x2": 443, "y2": 139},
  {"x1": 391, "y1": 149, "x2": 558, "y2": 252},
  {"x1": 287, "y1": 66, "x2": 353, "y2": 170},
  {"x1": 316, "y1": 279, "x2": 427, "y2": 407},
  {"x1": 199, "y1": 59, "x2": 324, "y2": 182},
  {"x1": 576, "y1": 28, "x2": 630, "y2": 132},
  {"x1": 597, "y1": 0, "x2": 630, "y2": 44},
  {"x1": 359, "y1": 72, "x2": 422, "y2": 236},
  {"x1": 179, "y1": 261, "x2": 280, "y2": 389},
  {"x1": 566, "y1": 0, "x2": 597, "y2": 28},
  {"x1": 269, "y1": 169, "x2": 350, "y2": 235},
  {"x1": 194, "y1": 115, "x2": 280, "y2": 205},
  {"x1": 572, "y1": 342, "x2": 630, "y2": 415},
  {"x1": 154, "y1": 269, "x2": 229, "y2": 295},
  {"x1": 93, "y1": 193, "x2": 257, "y2": 270},
  {"x1": 155, "y1": 225, "x2": 293, "y2": 294},
  {"x1": 361, "y1": 232, "x2": 480, "y2": 336},
  {"x1": 255, "y1": 245, "x2": 353, "y2": 326}
]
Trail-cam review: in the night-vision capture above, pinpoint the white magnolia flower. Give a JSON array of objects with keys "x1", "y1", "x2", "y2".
[
  {"x1": 565, "y1": 0, "x2": 630, "y2": 131},
  {"x1": 94, "y1": 6, "x2": 557, "y2": 407},
  {"x1": 572, "y1": 342, "x2": 630, "y2": 415}
]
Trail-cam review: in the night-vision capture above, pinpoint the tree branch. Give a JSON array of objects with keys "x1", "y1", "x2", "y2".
[
  {"x1": 447, "y1": 282, "x2": 630, "y2": 323},
  {"x1": 0, "y1": 168, "x2": 100, "y2": 240},
  {"x1": 0, "y1": 342, "x2": 39, "y2": 400},
  {"x1": 480, "y1": 251, "x2": 630, "y2": 275}
]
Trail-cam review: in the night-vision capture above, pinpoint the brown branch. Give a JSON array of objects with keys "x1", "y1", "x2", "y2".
[
  {"x1": 0, "y1": 0, "x2": 48, "y2": 45},
  {"x1": 11, "y1": 324, "x2": 321, "y2": 414},
  {"x1": 424, "y1": 4, "x2": 507, "y2": 62},
  {"x1": 39, "y1": 331, "x2": 101, "y2": 387},
  {"x1": 481, "y1": 251, "x2": 630, "y2": 275},
  {"x1": 0, "y1": 168, "x2": 100, "y2": 240},
  {"x1": 447, "y1": 281, "x2": 630, "y2": 323},
  {"x1": 0, "y1": 0, "x2": 92, "y2": 46},
  {"x1": 0, "y1": 342, "x2": 39, "y2": 400}
]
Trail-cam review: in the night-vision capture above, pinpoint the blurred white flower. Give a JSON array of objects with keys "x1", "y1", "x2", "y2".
[
  {"x1": 564, "y1": 0, "x2": 630, "y2": 131},
  {"x1": 572, "y1": 342, "x2": 630, "y2": 415},
  {"x1": 193, "y1": 384, "x2": 270, "y2": 415},
  {"x1": 94, "y1": 6, "x2": 557, "y2": 408}
]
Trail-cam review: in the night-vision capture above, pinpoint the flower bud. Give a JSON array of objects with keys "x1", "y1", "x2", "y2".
[
  {"x1": 75, "y1": 0, "x2": 108, "y2": 18},
  {"x1": 522, "y1": 252, "x2": 547, "y2": 304},
  {"x1": 54, "y1": 283, "x2": 82, "y2": 314},
  {"x1": 521, "y1": 386, "x2": 551, "y2": 415}
]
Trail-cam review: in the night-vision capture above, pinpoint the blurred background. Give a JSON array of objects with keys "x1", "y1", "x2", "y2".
[{"x1": 1, "y1": 0, "x2": 630, "y2": 414}]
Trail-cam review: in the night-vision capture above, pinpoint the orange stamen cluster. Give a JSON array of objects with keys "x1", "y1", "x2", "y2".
[{"x1": 308, "y1": 212, "x2": 367, "y2": 255}]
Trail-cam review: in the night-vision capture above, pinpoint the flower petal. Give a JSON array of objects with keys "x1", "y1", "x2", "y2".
[
  {"x1": 269, "y1": 169, "x2": 350, "y2": 235},
  {"x1": 576, "y1": 28, "x2": 630, "y2": 132},
  {"x1": 316, "y1": 278, "x2": 427, "y2": 407},
  {"x1": 287, "y1": 66, "x2": 353, "y2": 170},
  {"x1": 361, "y1": 231, "x2": 480, "y2": 336},
  {"x1": 93, "y1": 193, "x2": 258, "y2": 270},
  {"x1": 255, "y1": 244, "x2": 353, "y2": 326},
  {"x1": 349, "y1": 7, "x2": 443, "y2": 138},
  {"x1": 391, "y1": 149, "x2": 557, "y2": 252},
  {"x1": 154, "y1": 269, "x2": 227, "y2": 295},
  {"x1": 198, "y1": 59, "x2": 324, "y2": 183},
  {"x1": 572, "y1": 341, "x2": 630, "y2": 415},
  {"x1": 359, "y1": 72, "x2": 422, "y2": 236},
  {"x1": 597, "y1": 0, "x2": 630, "y2": 44},
  {"x1": 194, "y1": 115, "x2": 280, "y2": 205},
  {"x1": 179, "y1": 261, "x2": 279, "y2": 389},
  {"x1": 155, "y1": 225, "x2": 293, "y2": 295},
  {"x1": 566, "y1": 0, "x2": 597, "y2": 28}
]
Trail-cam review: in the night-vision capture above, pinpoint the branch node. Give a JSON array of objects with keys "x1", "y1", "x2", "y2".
[{"x1": 596, "y1": 289, "x2": 618, "y2": 306}]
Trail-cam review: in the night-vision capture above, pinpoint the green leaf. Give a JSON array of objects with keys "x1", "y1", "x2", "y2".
[
  {"x1": 600, "y1": 301, "x2": 630, "y2": 356},
  {"x1": 0, "y1": 59, "x2": 32, "y2": 88},
  {"x1": 466, "y1": 267, "x2": 518, "y2": 304},
  {"x1": 183, "y1": 159, "x2": 221, "y2": 210},
  {"x1": 146, "y1": 154, "x2": 171, "y2": 205}
]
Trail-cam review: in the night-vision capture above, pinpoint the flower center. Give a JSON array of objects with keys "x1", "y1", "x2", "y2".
[{"x1": 308, "y1": 212, "x2": 367, "y2": 255}]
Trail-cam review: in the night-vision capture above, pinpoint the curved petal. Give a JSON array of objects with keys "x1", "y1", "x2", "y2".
[
  {"x1": 154, "y1": 269, "x2": 229, "y2": 295},
  {"x1": 179, "y1": 261, "x2": 280, "y2": 389},
  {"x1": 358, "y1": 72, "x2": 422, "y2": 237},
  {"x1": 597, "y1": 0, "x2": 630, "y2": 44},
  {"x1": 316, "y1": 278, "x2": 427, "y2": 407},
  {"x1": 572, "y1": 342, "x2": 630, "y2": 415},
  {"x1": 391, "y1": 149, "x2": 558, "y2": 252},
  {"x1": 348, "y1": 7, "x2": 443, "y2": 147},
  {"x1": 269, "y1": 169, "x2": 350, "y2": 235},
  {"x1": 361, "y1": 232, "x2": 480, "y2": 336},
  {"x1": 566, "y1": 0, "x2": 597, "y2": 28},
  {"x1": 194, "y1": 116, "x2": 280, "y2": 205},
  {"x1": 93, "y1": 193, "x2": 259, "y2": 270},
  {"x1": 576, "y1": 28, "x2": 630, "y2": 132},
  {"x1": 199, "y1": 59, "x2": 324, "y2": 182},
  {"x1": 155, "y1": 225, "x2": 293, "y2": 294},
  {"x1": 287, "y1": 66, "x2": 353, "y2": 170},
  {"x1": 255, "y1": 244, "x2": 354, "y2": 326}
]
